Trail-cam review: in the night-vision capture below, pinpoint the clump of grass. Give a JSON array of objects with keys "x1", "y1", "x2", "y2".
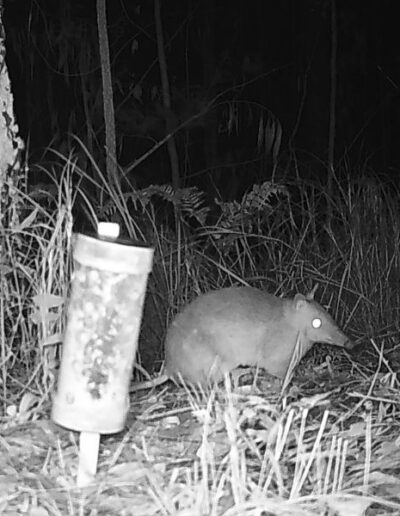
[{"x1": 1, "y1": 160, "x2": 74, "y2": 416}]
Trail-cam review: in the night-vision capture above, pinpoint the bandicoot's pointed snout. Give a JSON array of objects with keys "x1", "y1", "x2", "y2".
[{"x1": 328, "y1": 328, "x2": 354, "y2": 349}]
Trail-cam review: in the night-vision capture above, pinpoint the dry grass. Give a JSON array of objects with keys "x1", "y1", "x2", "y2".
[
  {"x1": 1, "y1": 158, "x2": 400, "y2": 514},
  {"x1": 1, "y1": 374, "x2": 400, "y2": 515}
]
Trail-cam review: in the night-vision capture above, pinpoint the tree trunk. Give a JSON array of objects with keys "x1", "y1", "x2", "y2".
[
  {"x1": 96, "y1": 0, "x2": 117, "y2": 187},
  {"x1": 154, "y1": 0, "x2": 180, "y2": 190},
  {"x1": 0, "y1": 0, "x2": 24, "y2": 411},
  {"x1": 327, "y1": 0, "x2": 337, "y2": 224}
]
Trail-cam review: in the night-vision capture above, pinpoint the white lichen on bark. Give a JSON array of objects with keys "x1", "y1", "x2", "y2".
[
  {"x1": 0, "y1": 21, "x2": 24, "y2": 226},
  {"x1": 0, "y1": 61, "x2": 23, "y2": 174}
]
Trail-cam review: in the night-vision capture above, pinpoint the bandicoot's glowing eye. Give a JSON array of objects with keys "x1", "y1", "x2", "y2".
[{"x1": 312, "y1": 318, "x2": 322, "y2": 329}]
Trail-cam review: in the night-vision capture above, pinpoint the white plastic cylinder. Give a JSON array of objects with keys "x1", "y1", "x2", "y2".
[{"x1": 52, "y1": 232, "x2": 153, "y2": 434}]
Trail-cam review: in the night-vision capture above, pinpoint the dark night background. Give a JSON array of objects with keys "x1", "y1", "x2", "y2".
[{"x1": 4, "y1": 0, "x2": 400, "y2": 197}]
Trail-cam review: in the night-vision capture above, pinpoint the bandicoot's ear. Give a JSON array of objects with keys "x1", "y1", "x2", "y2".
[
  {"x1": 305, "y1": 284, "x2": 318, "y2": 301},
  {"x1": 294, "y1": 293, "x2": 307, "y2": 310}
]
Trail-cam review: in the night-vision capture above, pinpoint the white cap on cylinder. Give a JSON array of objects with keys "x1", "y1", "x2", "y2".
[{"x1": 97, "y1": 222, "x2": 120, "y2": 239}]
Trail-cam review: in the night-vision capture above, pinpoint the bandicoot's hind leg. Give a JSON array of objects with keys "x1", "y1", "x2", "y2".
[{"x1": 167, "y1": 339, "x2": 225, "y2": 386}]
